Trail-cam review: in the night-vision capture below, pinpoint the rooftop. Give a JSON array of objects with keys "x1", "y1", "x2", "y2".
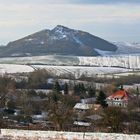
[
  {"x1": 107, "y1": 89, "x2": 132, "y2": 101},
  {"x1": 74, "y1": 103, "x2": 94, "y2": 110}
]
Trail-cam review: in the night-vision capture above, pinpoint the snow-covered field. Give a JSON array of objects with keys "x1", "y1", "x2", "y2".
[
  {"x1": 0, "y1": 53, "x2": 140, "y2": 77},
  {"x1": 32, "y1": 65, "x2": 131, "y2": 78},
  {"x1": 0, "y1": 64, "x2": 132, "y2": 78},
  {"x1": 1, "y1": 62, "x2": 140, "y2": 79},
  {"x1": 0, "y1": 55, "x2": 79, "y2": 65},
  {"x1": 0, "y1": 64, "x2": 34, "y2": 74},
  {"x1": 0, "y1": 54, "x2": 139, "y2": 77},
  {"x1": 0, "y1": 55, "x2": 140, "y2": 69},
  {"x1": 79, "y1": 55, "x2": 140, "y2": 69},
  {"x1": 1, "y1": 129, "x2": 140, "y2": 140}
]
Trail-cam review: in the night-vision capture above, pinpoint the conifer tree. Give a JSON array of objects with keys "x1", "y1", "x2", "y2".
[
  {"x1": 64, "y1": 83, "x2": 68, "y2": 94},
  {"x1": 53, "y1": 81, "x2": 61, "y2": 93},
  {"x1": 96, "y1": 90, "x2": 107, "y2": 108}
]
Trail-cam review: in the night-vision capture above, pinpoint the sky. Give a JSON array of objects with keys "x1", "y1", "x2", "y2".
[{"x1": 0, "y1": 0, "x2": 140, "y2": 45}]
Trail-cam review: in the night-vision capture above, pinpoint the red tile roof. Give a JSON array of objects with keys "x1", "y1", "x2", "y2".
[{"x1": 107, "y1": 89, "x2": 132, "y2": 101}]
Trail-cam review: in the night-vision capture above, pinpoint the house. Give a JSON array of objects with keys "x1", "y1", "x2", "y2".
[
  {"x1": 74, "y1": 103, "x2": 94, "y2": 111},
  {"x1": 80, "y1": 97, "x2": 96, "y2": 104},
  {"x1": 73, "y1": 103, "x2": 94, "y2": 123},
  {"x1": 73, "y1": 101, "x2": 102, "y2": 129},
  {"x1": 32, "y1": 111, "x2": 48, "y2": 121},
  {"x1": 106, "y1": 89, "x2": 133, "y2": 107}
]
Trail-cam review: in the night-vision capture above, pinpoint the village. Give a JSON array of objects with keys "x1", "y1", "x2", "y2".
[{"x1": 0, "y1": 69, "x2": 140, "y2": 134}]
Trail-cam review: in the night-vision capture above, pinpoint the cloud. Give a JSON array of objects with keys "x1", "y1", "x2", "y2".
[
  {"x1": 1, "y1": 3, "x2": 140, "y2": 24},
  {"x1": 61, "y1": 0, "x2": 140, "y2": 4},
  {"x1": 0, "y1": 0, "x2": 140, "y2": 5},
  {"x1": 0, "y1": 1, "x2": 140, "y2": 44}
]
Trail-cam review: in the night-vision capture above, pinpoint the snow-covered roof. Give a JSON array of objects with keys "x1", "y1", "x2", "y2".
[
  {"x1": 73, "y1": 121, "x2": 91, "y2": 127},
  {"x1": 74, "y1": 103, "x2": 94, "y2": 110}
]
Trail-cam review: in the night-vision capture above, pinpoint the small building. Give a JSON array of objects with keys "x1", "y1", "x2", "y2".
[
  {"x1": 32, "y1": 111, "x2": 48, "y2": 121},
  {"x1": 74, "y1": 103, "x2": 94, "y2": 111},
  {"x1": 80, "y1": 97, "x2": 96, "y2": 104},
  {"x1": 73, "y1": 121, "x2": 91, "y2": 127},
  {"x1": 106, "y1": 89, "x2": 133, "y2": 108},
  {"x1": 73, "y1": 103, "x2": 94, "y2": 122}
]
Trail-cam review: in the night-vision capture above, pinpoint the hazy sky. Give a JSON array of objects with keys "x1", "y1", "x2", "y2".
[{"x1": 0, "y1": 0, "x2": 140, "y2": 45}]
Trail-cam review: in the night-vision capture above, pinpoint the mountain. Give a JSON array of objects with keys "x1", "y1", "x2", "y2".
[
  {"x1": 0, "y1": 25, "x2": 117, "y2": 57},
  {"x1": 112, "y1": 42, "x2": 140, "y2": 55}
]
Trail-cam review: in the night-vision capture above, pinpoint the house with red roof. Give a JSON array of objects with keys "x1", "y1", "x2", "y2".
[{"x1": 106, "y1": 88, "x2": 133, "y2": 108}]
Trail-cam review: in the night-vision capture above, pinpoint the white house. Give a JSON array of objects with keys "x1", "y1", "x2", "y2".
[{"x1": 106, "y1": 89, "x2": 133, "y2": 108}]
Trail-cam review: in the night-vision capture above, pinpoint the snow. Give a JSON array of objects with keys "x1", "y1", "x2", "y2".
[
  {"x1": 35, "y1": 89, "x2": 53, "y2": 94},
  {"x1": 51, "y1": 34, "x2": 67, "y2": 40},
  {"x1": 78, "y1": 55, "x2": 140, "y2": 69},
  {"x1": 94, "y1": 49, "x2": 114, "y2": 56},
  {"x1": 112, "y1": 42, "x2": 140, "y2": 55},
  {"x1": 52, "y1": 26, "x2": 68, "y2": 40},
  {"x1": 32, "y1": 112, "x2": 48, "y2": 120},
  {"x1": 74, "y1": 103, "x2": 94, "y2": 110},
  {"x1": 11, "y1": 53, "x2": 22, "y2": 57},
  {"x1": 25, "y1": 53, "x2": 31, "y2": 56},
  {"x1": 73, "y1": 36, "x2": 83, "y2": 45},
  {"x1": 73, "y1": 121, "x2": 91, "y2": 126},
  {"x1": 114, "y1": 72, "x2": 140, "y2": 77},
  {"x1": 1, "y1": 129, "x2": 140, "y2": 140},
  {"x1": 32, "y1": 65, "x2": 130, "y2": 78},
  {"x1": 25, "y1": 38, "x2": 34, "y2": 41},
  {"x1": 51, "y1": 25, "x2": 83, "y2": 43},
  {"x1": 40, "y1": 41, "x2": 45, "y2": 45},
  {"x1": 1, "y1": 54, "x2": 139, "y2": 69},
  {"x1": 0, "y1": 52, "x2": 140, "y2": 77},
  {"x1": 0, "y1": 64, "x2": 34, "y2": 74},
  {"x1": 0, "y1": 63, "x2": 130, "y2": 77},
  {"x1": 113, "y1": 41, "x2": 140, "y2": 48},
  {"x1": 0, "y1": 55, "x2": 64, "y2": 65}
]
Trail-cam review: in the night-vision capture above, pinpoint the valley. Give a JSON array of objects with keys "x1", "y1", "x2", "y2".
[{"x1": 0, "y1": 25, "x2": 140, "y2": 136}]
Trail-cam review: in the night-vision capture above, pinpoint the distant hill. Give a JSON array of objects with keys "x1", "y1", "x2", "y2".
[
  {"x1": 112, "y1": 42, "x2": 140, "y2": 55},
  {"x1": 0, "y1": 25, "x2": 117, "y2": 57}
]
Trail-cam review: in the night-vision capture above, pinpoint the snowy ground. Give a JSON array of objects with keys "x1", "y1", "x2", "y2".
[
  {"x1": 78, "y1": 55, "x2": 140, "y2": 69},
  {"x1": 1, "y1": 129, "x2": 140, "y2": 140},
  {"x1": 0, "y1": 64, "x2": 132, "y2": 78},
  {"x1": 32, "y1": 65, "x2": 131, "y2": 78},
  {"x1": 0, "y1": 55, "x2": 79, "y2": 65},
  {"x1": 113, "y1": 42, "x2": 140, "y2": 55},
  {"x1": 0, "y1": 54, "x2": 140, "y2": 69},
  {"x1": 0, "y1": 64, "x2": 34, "y2": 74}
]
